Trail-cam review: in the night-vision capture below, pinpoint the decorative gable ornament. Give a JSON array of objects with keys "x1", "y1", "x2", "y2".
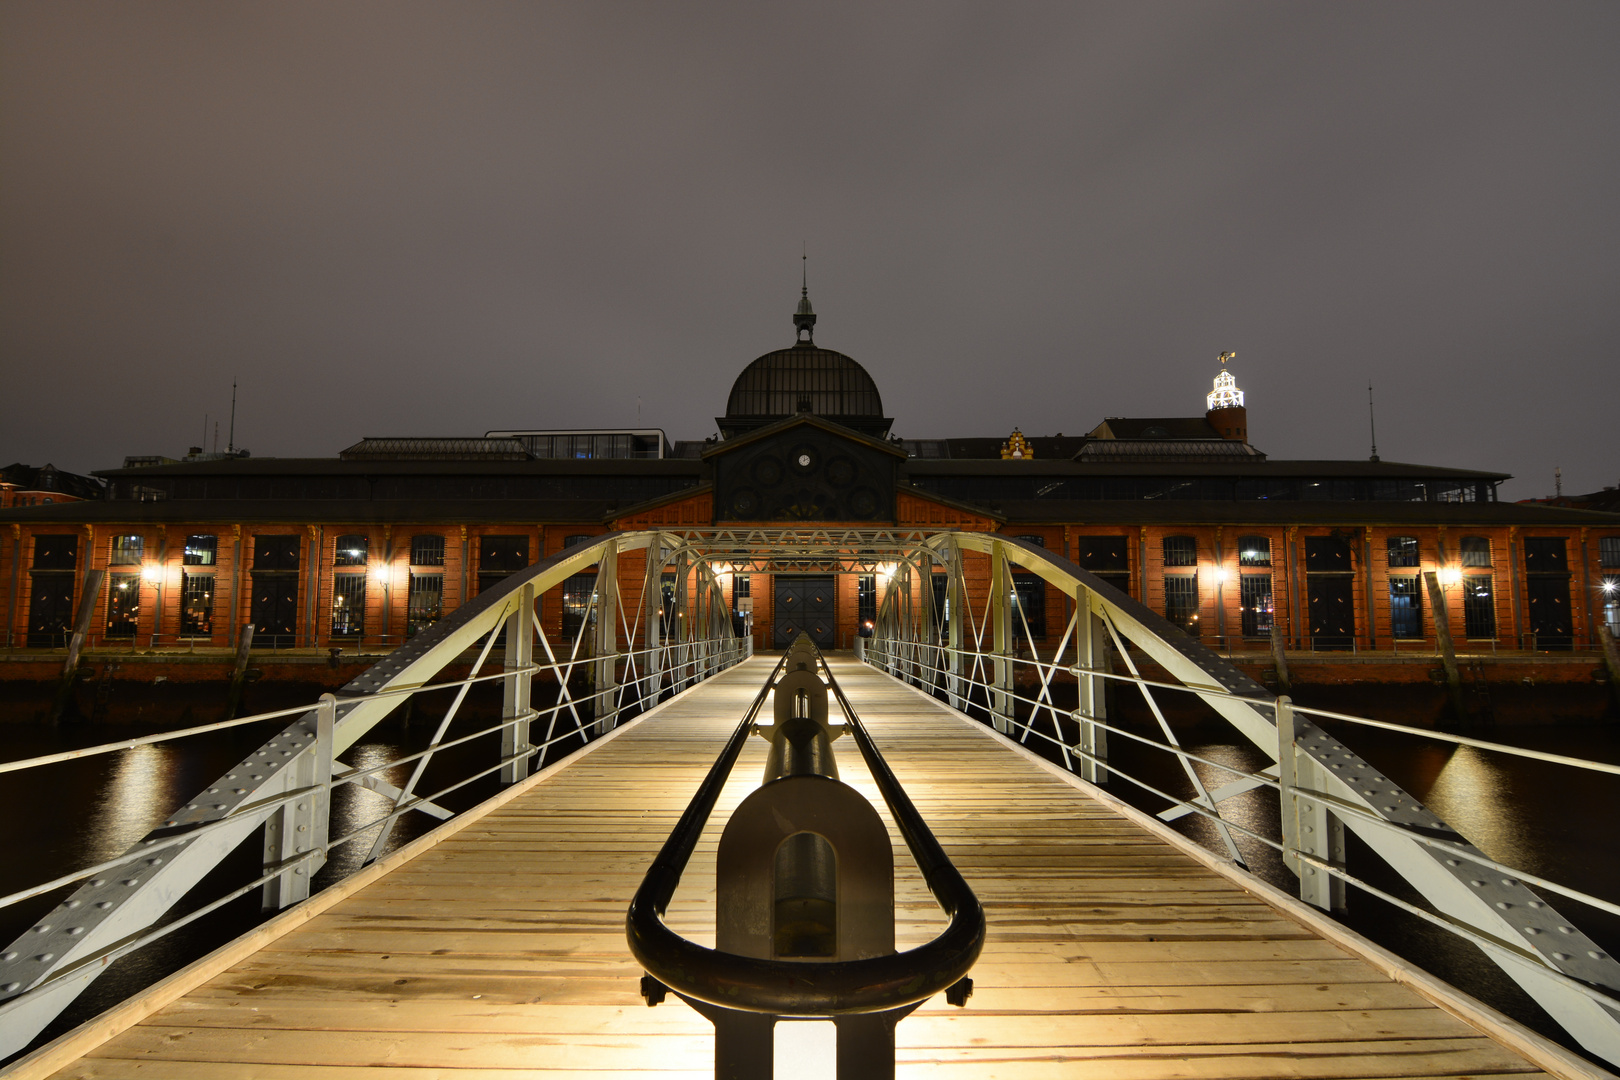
[{"x1": 1000, "y1": 429, "x2": 1034, "y2": 460}]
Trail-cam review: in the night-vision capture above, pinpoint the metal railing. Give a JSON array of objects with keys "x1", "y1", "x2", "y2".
[
  {"x1": 0, "y1": 530, "x2": 751, "y2": 1061},
  {"x1": 627, "y1": 640, "x2": 983, "y2": 1076},
  {"x1": 862, "y1": 531, "x2": 1620, "y2": 1067}
]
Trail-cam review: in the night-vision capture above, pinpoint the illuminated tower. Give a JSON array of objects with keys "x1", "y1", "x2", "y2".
[{"x1": 1205, "y1": 351, "x2": 1247, "y2": 441}]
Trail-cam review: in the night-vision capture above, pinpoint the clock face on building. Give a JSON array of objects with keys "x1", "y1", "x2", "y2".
[{"x1": 716, "y1": 429, "x2": 895, "y2": 522}]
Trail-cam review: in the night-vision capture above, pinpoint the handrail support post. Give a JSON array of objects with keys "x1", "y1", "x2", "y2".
[
  {"x1": 1276, "y1": 695, "x2": 1346, "y2": 912},
  {"x1": 502, "y1": 585, "x2": 535, "y2": 783},
  {"x1": 262, "y1": 693, "x2": 334, "y2": 911}
]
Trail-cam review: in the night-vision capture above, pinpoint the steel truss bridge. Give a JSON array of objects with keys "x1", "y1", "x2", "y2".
[{"x1": 1, "y1": 529, "x2": 1618, "y2": 1075}]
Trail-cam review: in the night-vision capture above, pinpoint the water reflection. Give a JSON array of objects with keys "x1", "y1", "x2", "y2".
[{"x1": 86, "y1": 744, "x2": 173, "y2": 859}]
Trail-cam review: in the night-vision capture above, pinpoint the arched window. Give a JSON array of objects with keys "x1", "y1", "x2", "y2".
[
  {"x1": 1236, "y1": 535, "x2": 1270, "y2": 567},
  {"x1": 1162, "y1": 535, "x2": 1197, "y2": 567},
  {"x1": 334, "y1": 534, "x2": 368, "y2": 566},
  {"x1": 1459, "y1": 536, "x2": 1491, "y2": 567}
]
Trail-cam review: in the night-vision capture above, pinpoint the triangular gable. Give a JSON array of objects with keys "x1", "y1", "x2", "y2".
[
  {"x1": 896, "y1": 487, "x2": 1003, "y2": 530},
  {"x1": 609, "y1": 485, "x2": 714, "y2": 528},
  {"x1": 703, "y1": 413, "x2": 907, "y2": 462}
]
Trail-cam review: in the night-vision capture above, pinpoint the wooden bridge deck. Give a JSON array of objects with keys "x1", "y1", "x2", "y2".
[{"x1": 33, "y1": 656, "x2": 1567, "y2": 1079}]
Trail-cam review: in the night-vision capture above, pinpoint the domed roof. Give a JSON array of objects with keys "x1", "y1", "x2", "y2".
[
  {"x1": 724, "y1": 344, "x2": 885, "y2": 423},
  {"x1": 718, "y1": 289, "x2": 891, "y2": 438}
]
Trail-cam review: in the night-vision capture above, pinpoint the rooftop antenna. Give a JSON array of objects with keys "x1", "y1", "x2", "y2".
[
  {"x1": 213, "y1": 420, "x2": 220, "y2": 454},
  {"x1": 1368, "y1": 382, "x2": 1379, "y2": 462},
  {"x1": 1555, "y1": 466, "x2": 1563, "y2": 498},
  {"x1": 227, "y1": 378, "x2": 238, "y2": 453}
]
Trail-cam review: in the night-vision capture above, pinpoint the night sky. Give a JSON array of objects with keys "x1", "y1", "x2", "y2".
[{"x1": 3, "y1": 3, "x2": 1616, "y2": 500}]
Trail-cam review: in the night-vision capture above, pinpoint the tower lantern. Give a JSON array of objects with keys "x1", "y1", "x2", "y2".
[{"x1": 1205, "y1": 351, "x2": 1248, "y2": 441}]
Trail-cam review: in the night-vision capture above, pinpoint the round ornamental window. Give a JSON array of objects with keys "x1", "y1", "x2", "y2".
[
  {"x1": 848, "y1": 487, "x2": 879, "y2": 518},
  {"x1": 751, "y1": 456, "x2": 783, "y2": 486},
  {"x1": 826, "y1": 456, "x2": 855, "y2": 487},
  {"x1": 731, "y1": 489, "x2": 760, "y2": 517}
]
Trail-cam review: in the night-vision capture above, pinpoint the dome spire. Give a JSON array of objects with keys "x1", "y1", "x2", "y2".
[{"x1": 793, "y1": 249, "x2": 816, "y2": 343}]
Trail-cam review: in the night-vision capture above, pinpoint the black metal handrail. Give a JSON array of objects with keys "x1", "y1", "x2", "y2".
[{"x1": 625, "y1": 651, "x2": 986, "y2": 1016}]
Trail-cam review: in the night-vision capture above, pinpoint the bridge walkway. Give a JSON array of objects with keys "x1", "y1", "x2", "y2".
[{"x1": 38, "y1": 656, "x2": 1554, "y2": 1079}]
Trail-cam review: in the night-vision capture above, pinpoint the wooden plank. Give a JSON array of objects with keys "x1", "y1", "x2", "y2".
[{"x1": 21, "y1": 656, "x2": 1592, "y2": 1080}]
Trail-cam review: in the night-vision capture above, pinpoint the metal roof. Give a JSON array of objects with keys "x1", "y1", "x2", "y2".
[
  {"x1": 338, "y1": 438, "x2": 532, "y2": 461},
  {"x1": 723, "y1": 344, "x2": 885, "y2": 424},
  {"x1": 1075, "y1": 439, "x2": 1265, "y2": 462}
]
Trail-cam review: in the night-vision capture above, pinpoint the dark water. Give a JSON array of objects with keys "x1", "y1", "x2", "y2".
[{"x1": 0, "y1": 676, "x2": 624, "y2": 1062}]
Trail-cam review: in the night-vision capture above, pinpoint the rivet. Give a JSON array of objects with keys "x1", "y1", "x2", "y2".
[
  {"x1": 1470, "y1": 880, "x2": 1486, "y2": 888},
  {"x1": 1, "y1": 982, "x2": 18, "y2": 992},
  {"x1": 95, "y1": 901, "x2": 111, "y2": 909},
  {"x1": 1591, "y1": 951, "x2": 1608, "y2": 961},
  {"x1": 1553, "y1": 952, "x2": 1573, "y2": 961},
  {"x1": 207, "y1": 788, "x2": 219, "y2": 794},
  {"x1": 1496, "y1": 902, "x2": 1512, "y2": 910},
  {"x1": 1525, "y1": 927, "x2": 1542, "y2": 935},
  {"x1": 1501, "y1": 879, "x2": 1519, "y2": 888},
  {"x1": 214, "y1": 804, "x2": 227, "y2": 810},
  {"x1": 1560, "y1": 926, "x2": 1576, "y2": 934},
  {"x1": 1, "y1": 952, "x2": 15, "y2": 961},
  {"x1": 89, "y1": 879, "x2": 104, "y2": 887},
  {"x1": 33, "y1": 926, "x2": 50, "y2": 935},
  {"x1": 234, "y1": 789, "x2": 246, "y2": 795},
  {"x1": 66, "y1": 927, "x2": 84, "y2": 936},
  {"x1": 297, "y1": 825, "x2": 308, "y2": 833},
  {"x1": 298, "y1": 803, "x2": 308, "y2": 811},
  {"x1": 122, "y1": 879, "x2": 139, "y2": 887},
  {"x1": 34, "y1": 953, "x2": 53, "y2": 963},
  {"x1": 64, "y1": 900, "x2": 80, "y2": 909},
  {"x1": 146, "y1": 858, "x2": 163, "y2": 866}
]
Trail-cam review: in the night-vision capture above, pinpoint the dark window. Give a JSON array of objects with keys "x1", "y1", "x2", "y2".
[
  {"x1": 33, "y1": 535, "x2": 78, "y2": 570},
  {"x1": 1012, "y1": 574, "x2": 1046, "y2": 641},
  {"x1": 1076, "y1": 536, "x2": 1129, "y2": 572},
  {"x1": 1389, "y1": 576, "x2": 1422, "y2": 639},
  {"x1": 250, "y1": 571, "x2": 298, "y2": 647},
  {"x1": 411, "y1": 534, "x2": 446, "y2": 566},
  {"x1": 1305, "y1": 536, "x2": 1353, "y2": 572},
  {"x1": 1601, "y1": 537, "x2": 1620, "y2": 569},
  {"x1": 27, "y1": 572, "x2": 75, "y2": 647},
  {"x1": 1164, "y1": 574, "x2": 1199, "y2": 634},
  {"x1": 181, "y1": 573, "x2": 213, "y2": 637},
  {"x1": 408, "y1": 574, "x2": 443, "y2": 636},
  {"x1": 1387, "y1": 536, "x2": 1420, "y2": 568},
  {"x1": 1307, "y1": 576, "x2": 1355, "y2": 649},
  {"x1": 253, "y1": 535, "x2": 300, "y2": 571},
  {"x1": 334, "y1": 534, "x2": 368, "y2": 566},
  {"x1": 1162, "y1": 536, "x2": 1197, "y2": 568},
  {"x1": 1239, "y1": 574, "x2": 1272, "y2": 637},
  {"x1": 1459, "y1": 536, "x2": 1491, "y2": 568},
  {"x1": 184, "y1": 535, "x2": 217, "y2": 566},
  {"x1": 106, "y1": 573, "x2": 140, "y2": 638},
  {"x1": 562, "y1": 573, "x2": 596, "y2": 641},
  {"x1": 332, "y1": 574, "x2": 366, "y2": 637},
  {"x1": 1462, "y1": 576, "x2": 1495, "y2": 639},
  {"x1": 1524, "y1": 537, "x2": 1569, "y2": 574},
  {"x1": 1526, "y1": 576, "x2": 1572, "y2": 649},
  {"x1": 110, "y1": 535, "x2": 144, "y2": 566},
  {"x1": 1013, "y1": 534, "x2": 1046, "y2": 548},
  {"x1": 480, "y1": 535, "x2": 530, "y2": 573},
  {"x1": 562, "y1": 534, "x2": 595, "y2": 551},
  {"x1": 1237, "y1": 535, "x2": 1271, "y2": 567}
]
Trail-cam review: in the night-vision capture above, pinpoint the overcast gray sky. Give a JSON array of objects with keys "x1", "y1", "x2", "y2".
[{"x1": 3, "y1": 2, "x2": 1616, "y2": 500}]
